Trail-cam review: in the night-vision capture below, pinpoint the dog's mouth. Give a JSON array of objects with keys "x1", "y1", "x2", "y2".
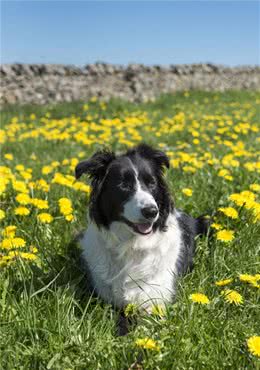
[
  {"x1": 132, "y1": 222, "x2": 153, "y2": 235},
  {"x1": 122, "y1": 218, "x2": 153, "y2": 235}
]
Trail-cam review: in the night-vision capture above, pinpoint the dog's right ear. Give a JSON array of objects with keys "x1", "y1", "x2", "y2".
[{"x1": 75, "y1": 150, "x2": 116, "y2": 180}]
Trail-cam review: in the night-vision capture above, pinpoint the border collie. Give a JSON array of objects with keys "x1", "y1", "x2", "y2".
[{"x1": 75, "y1": 144, "x2": 209, "y2": 311}]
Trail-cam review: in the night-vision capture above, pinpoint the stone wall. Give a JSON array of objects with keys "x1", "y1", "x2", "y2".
[{"x1": 1, "y1": 63, "x2": 260, "y2": 106}]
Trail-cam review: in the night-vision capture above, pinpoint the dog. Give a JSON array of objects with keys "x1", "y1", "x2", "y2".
[{"x1": 75, "y1": 144, "x2": 209, "y2": 312}]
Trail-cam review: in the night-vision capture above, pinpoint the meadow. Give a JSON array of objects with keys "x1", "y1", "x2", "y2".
[{"x1": 0, "y1": 91, "x2": 260, "y2": 369}]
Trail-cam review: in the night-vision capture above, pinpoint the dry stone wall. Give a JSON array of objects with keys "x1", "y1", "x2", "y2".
[{"x1": 1, "y1": 63, "x2": 260, "y2": 106}]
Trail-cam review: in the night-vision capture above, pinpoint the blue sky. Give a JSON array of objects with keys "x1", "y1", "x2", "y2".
[{"x1": 1, "y1": 1, "x2": 259, "y2": 66}]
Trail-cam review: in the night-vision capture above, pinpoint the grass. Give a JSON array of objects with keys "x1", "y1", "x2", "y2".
[{"x1": 1, "y1": 91, "x2": 260, "y2": 369}]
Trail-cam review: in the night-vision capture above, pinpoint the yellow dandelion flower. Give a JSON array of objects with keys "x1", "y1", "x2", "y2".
[
  {"x1": 59, "y1": 198, "x2": 73, "y2": 216},
  {"x1": 61, "y1": 205, "x2": 73, "y2": 215},
  {"x1": 0, "y1": 209, "x2": 6, "y2": 220},
  {"x1": 62, "y1": 159, "x2": 69, "y2": 165},
  {"x1": 1, "y1": 237, "x2": 26, "y2": 249},
  {"x1": 16, "y1": 193, "x2": 31, "y2": 205},
  {"x1": 20, "y1": 171, "x2": 32, "y2": 180},
  {"x1": 4, "y1": 153, "x2": 13, "y2": 160},
  {"x1": 211, "y1": 223, "x2": 223, "y2": 230},
  {"x1": 35, "y1": 179, "x2": 50, "y2": 192},
  {"x1": 1, "y1": 238, "x2": 13, "y2": 249},
  {"x1": 73, "y1": 182, "x2": 91, "y2": 193},
  {"x1": 218, "y1": 207, "x2": 238, "y2": 219},
  {"x1": 42, "y1": 165, "x2": 53, "y2": 175},
  {"x1": 215, "y1": 278, "x2": 233, "y2": 286},
  {"x1": 20, "y1": 252, "x2": 37, "y2": 261},
  {"x1": 240, "y1": 190, "x2": 256, "y2": 200},
  {"x1": 247, "y1": 336, "x2": 260, "y2": 357},
  {"x1": 182, "y1": 188, "x2": 193, "y2": 197},
  {"x1": 239, "y1": 274, "x2": 259, "y2": 287},
  {"x1": 250, "y1": 184, "x2": 260, "y2": 192},
  {"x1": 58, "y1": 197, "x2": 72, "y2": 207},
  {"x1": 189, "y1": 293, "x2": 210, "y2": 305},
  {"x1": 31, "y1": 199, "x2": 49, "y2": 209},
  {"x1": 78, "y1": 151, "x2": 85, "y2": 158},
  {"x1": 37, "y1": 213, "x2": 53, "y2": 224},
  {"x1": 65, "y1": 214, "x2": 74, "y2": 222},
  {"x1": 248, "y1": 281, "x2": 260, "y2": 288},
  {"x1": 124, "y1": 303, "x2": 138, "y2": 317},
  {"x1": 12, "y1": 180, "x2": 28, "y2": 193},
  {"x1": 15, "y1": 164, "x2": 25, "y2": 172},
  {"x1": 183, "y1": 166, "x2": 196, "y2": 173},
  {"x1": 229, "y1": 191, "x2": 255, "y2": 207},
  {"x1": 225, "y1": 175, "x2": 233, "y2": 181},
  {"x1": 29, "y1": 245, "x2": 38, "y2": 253},
  {"x1": 2, "y1": 225, "x2": 17, "y2": 238},
  {"x1": 14, "y1": 207, "x2": 30, "y2": 216},
  {"x1": 222, "y1": 289, "x2": 243, "y2": 305},
  {"x1": 12, "y1": 237, "x2": 26, "y2": 248},
  {"x1": 216, "y1": 229, "x2": 235, "y2": 243},
  {"x1": 170, "y1": 159, "x2": 180, "y2": 168},
  {"x1": 135, "y1": 337, "x2": 160, "y2": 351},
  {"x1": 239, "y1": 274, "x2": 257, "y2": 283},
  {"x1": 218, "y1": 169, "x2": 233, "y2": 181}
]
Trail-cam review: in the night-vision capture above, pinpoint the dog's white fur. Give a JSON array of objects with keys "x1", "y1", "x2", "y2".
[
  {"x1": 123, "y1": 168, "x2": 158, "y2": 225},
  {"x1": 123, "y1": 181, "x2": 158, "y2": 224},
  {"x1": 81, "y1": 211, "x2": 182, "y2": 310}
]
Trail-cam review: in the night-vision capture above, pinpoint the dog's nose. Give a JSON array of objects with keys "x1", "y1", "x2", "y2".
[{"x1": 141, "y1": 206, "x2": 158, "y2": 220}]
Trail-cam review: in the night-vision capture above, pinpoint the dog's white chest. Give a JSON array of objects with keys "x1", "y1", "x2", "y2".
[
  {"x1": 117, "y1": 248, "x2": 178, "y2": 309},
  {"x1": 81, "y1": 213, "x2": 182, "y2": 309}
]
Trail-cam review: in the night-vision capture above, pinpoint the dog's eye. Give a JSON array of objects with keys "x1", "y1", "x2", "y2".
[
  {"x1": 144, "y1": 176, "x2": 156, "y2": 188},
  {"x1": 118, "y1": 181, "x2": 133, "y2": 191},
  {"x1": 118, "y1": 172, "x2": 135, "y2": 191},
  {"x1": 118, "y1": 174, "x2": 135, "y2": 191}
]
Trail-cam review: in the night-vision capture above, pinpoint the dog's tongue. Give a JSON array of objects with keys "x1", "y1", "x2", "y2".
[{"x1": 136, "y1": 223, "x2": 152, "y2": 234}]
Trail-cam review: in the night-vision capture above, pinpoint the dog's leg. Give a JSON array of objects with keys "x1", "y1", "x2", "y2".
[{"x1": 117, "y1": 310, "x2": 130, "y2": 336}]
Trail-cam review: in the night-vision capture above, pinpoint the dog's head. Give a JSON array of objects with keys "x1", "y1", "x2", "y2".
[{"x1": 75, "y1": 144, "x2": 173, "y2": 235}]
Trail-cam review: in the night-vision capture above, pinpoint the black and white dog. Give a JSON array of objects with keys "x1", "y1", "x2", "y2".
[{"x1": 75, "y1": 144, "x2": 209, "y2": 311}]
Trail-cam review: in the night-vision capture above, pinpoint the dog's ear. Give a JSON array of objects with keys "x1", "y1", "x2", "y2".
[
  {"x1": 75, "y1": 150, "x2": 116, "y2": 180},
  {"x1": 135, "y1": 144, "x2": 169, "y2": 169}
]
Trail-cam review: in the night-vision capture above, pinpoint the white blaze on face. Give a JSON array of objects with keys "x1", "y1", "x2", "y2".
[{"x1": 123, "y1": 177, "x2": 158, "y2": 223}]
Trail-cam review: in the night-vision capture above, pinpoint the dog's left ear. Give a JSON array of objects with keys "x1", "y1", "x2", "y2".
[
  {"x1": 136, "y1": 144, "x2": 170, "y2": 169},
  {"x1": 75, "y1": 149, "x2": 116, "y2": 180}
]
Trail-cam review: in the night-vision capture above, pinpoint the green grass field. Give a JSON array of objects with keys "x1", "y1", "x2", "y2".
[{"x1": 1, "y1": 91, "x2": 260, "y2": 369}]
